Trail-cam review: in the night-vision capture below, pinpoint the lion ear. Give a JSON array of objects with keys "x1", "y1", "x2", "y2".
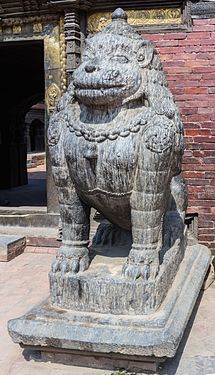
[{"x1": 136, "y1": 41, "x2": 154, "y2": 68}]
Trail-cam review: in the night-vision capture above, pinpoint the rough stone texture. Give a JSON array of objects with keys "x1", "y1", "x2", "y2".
[
  {"x1": 50, "y1": 225, "x2": 187, "y2": 314},
  {"x1": 0, "y1": 235, "x2": 26, "y2": 262},
  {"x1": 48, "y1": 7, "x2": 187, "y2": 313},
  {"x1": 8, "y1": 245, "x2": 211, "y2": 366}
]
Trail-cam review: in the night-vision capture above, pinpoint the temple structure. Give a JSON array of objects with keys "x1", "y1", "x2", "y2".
[{"x1": 1, "y1": 0, "x2": 215, "y2": 250}]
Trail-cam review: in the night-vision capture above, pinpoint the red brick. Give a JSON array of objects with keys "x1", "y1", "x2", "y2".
[
  {"x1": 156, "y1": 46, "x2": 184, "y2": 54},
  {"x1": 209, "y1": 19, "x2": 215, "y2": 25},
  {"x1": 142, "y1": 33, "x2": 161, "y2": 41},
  {"x1": 183, "y1": 156, "x2": 202, "y2": 164},
  {"x1": 202, "y1": 150, "x2": 215, "y2": 157},
  {"x1": 198, "y1": 192, "x2": 215, "y2": 200},
  {"x1": 187, "y1": 32, "x2": 210, "y2": 39},
  {"x1": 187, "y1": 206, "x2": 212, "y2": 214},
  {"x1": 198, "y1": 108, "x2": 214, "y2": 115},
  {"x1": 193, "y1": 25, "x2": 215, "y2": 32},
  {"x1": 187, "y1": 186, "x2": 204, "y2": 193},
  {"x1": 189, "y1": 200, "x2": 215, "y2": 207},
  {"x1": 200, "y1": 45, "x2": 215, "y2": 52},
  {"x1": 163, "y1": 61, "x2": 185, "y2": 68},
  {"x1": 184, "y1": 46, "x2": 201, "y2": 53},
  {"x1": 193, "y1": 19, "x2": 209, "y2": 26},
  {"x1": 192, "y1": 66, "x2": 215, "y2": 73},
  {"x1": 183, "y1": 171, "x2": 205, "y2": 179},
  {"x1": 193, "y1": 135, "x2": 215, "y2": 143},
  {"x1": 192, "y1": 150, "x2": 205, "y2": 157},
  {"x1": 184, "y1": 115, "x2": 210, "y2": 122},
  {"x1": 184, "y1": 122, "x2": 201, "y2": 129},
  {"x1": 184, "y1": 87, "x2": 208, "y2": 94},
  {"x1": 183, "y1": 178, "x2": 211, "y2": 185},
  {"x1": 199, "y1": 228, "x2": 215, "y2": 235},
  {"x1": 204, "y1": 157, "x2": 215, "y2": 164},
  {"x1": 181, "y1": 108, "x2": 198, "y2": 115},
  {"x1": 199, "y1": 213, "x2": 215, "y2": 221},
  {"x1": 201, "y1": 143, "x2": 215, "y2": 150},
  {"x1": 198, "y1": 220, "x2": 214, "y2": 228},
  {"x1": 200, "y1": 122, "x2": 215, "y2": 129},
  {"x1": 185, "y1": 60, "x2": 209, "y2": 68},
  {"x1": 198, "y1": 80, "x2": 215, "y2": 87},
  {"x1": 199, "y1": 234, "x2": 215, "y2": 241},
  {"x1": 205, "y1": 172, "x2": 215, "y2": 179},
  {"x1": 163, "y1": 32, "x2": 187, "y2": 40},
  {"x1": 185, "y1": 129, "x2": 211, "y2": 136},
  {"x1": 184, "y1": 164, "x2": 215, "y2": 171}
]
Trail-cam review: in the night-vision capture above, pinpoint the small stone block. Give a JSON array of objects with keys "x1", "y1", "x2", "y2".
[{"x1": 0, "y1": 235, "x2": 26, "y2": 262}]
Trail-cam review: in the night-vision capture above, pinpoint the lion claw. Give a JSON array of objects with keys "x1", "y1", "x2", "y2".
[
  {"x1": 122, "y1": 262, "x2": 159, "y2": 282},
  {"x1": 51, "y1": 255, "x2": 90, "y2": 276}
]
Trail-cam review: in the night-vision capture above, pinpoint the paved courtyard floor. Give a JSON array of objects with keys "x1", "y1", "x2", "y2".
[{"x1": 0, "y1": 251, "x2": 214, "y2": 375}]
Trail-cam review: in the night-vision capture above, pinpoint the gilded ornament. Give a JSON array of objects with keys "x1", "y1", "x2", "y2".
[
  {"x1": 59, "y1": 17, "x2": 67, "y2": 93},
  {"x1": 87, "y1": 8, "x2": 181, "y2": 33},
  {"x1": 46, "y1": 83, "x2": 61, "y2": 113},
  {"x1": 33, "y1": 23, "x2": 43, "y2": 33},
  {"x1": 12, "y1": 25, "x2": 22, "y2": 34}
]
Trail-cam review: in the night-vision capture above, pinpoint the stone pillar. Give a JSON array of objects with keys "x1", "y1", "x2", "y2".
[
  {"x1": 64, "y1": 10, "x2": 82, "y2": 81},
  {"x1": 24, "y1": 123, "x2": 31, "y2": 152}
]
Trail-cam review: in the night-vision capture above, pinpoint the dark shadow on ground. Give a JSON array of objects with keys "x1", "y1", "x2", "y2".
[{"x1": 0, "y1": 169, "x2": 46, "y2": 207}]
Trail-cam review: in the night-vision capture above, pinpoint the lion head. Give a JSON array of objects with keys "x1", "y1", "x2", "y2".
[{"x1": 72, "y1": 8, "x2": 163, "y2": 108}]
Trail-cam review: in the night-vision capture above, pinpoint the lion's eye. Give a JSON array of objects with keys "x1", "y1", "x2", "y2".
[
  {"x1": 82, "y1": 48, "x2": 95, "y2": 62},
  {"x1": 111, "y1": 55, "x2": 129, "y2": 63},
  {"x1": 137, "y1": 50, "x2": 145, "y2": 62}
]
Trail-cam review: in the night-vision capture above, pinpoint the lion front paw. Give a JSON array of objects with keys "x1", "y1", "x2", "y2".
[
  {"x1": 122, "y1": 261, "x2": 159, "y2": 282},
  {"x1": 122, "y1": 247, "x2": 160, "y2": 282},
  {"x1": 51, "y1": 246, "x2": 90, "y2": 275}
]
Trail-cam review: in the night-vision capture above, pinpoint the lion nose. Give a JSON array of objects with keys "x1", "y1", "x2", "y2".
[{"x1": 85, "y1": 64, "x2": 97, "y2": 73}]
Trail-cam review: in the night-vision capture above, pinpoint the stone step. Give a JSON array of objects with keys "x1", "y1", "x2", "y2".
[
  {"x1": 0, "y1": 219, "x2": 99, "y2": 250},
  {"x1": 0, "y1": 235, "x2": 26, "y2": 262}
]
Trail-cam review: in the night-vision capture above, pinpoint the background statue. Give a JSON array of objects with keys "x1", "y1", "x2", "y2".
[{"x1": 48, "y1": 8, "x2": 187, "y2": 283}]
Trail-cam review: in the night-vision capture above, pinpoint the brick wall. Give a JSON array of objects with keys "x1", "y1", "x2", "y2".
[{"x1": 143, "y1": 18, "x2": 215, "y2": 253}]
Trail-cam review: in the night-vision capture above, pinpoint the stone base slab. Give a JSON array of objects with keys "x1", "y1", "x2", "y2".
[
  {"x1": 22, "y1": 345, "x2": 163, "y2": 373},
  {"x1": 8, "y1": 244, "x2": 210, "y2": 371},
  {"x1": 0, "y1": 235, "x2": 26, "y2": 261}
]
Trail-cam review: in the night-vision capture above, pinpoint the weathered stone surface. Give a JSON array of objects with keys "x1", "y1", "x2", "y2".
[
  {"x1": 47, "y1": 7, "x2": 187, "y2": 312},
  {"x1": 7, "y1": 7, "x2": 212, "y2": 370},
  {"x1": 0, "y1": 235, "x2": 26, "y2": 261},
  {"x1": 50, "y1": 224, "x2": 187, "y2": 314},
  {"x1": 8, "y1": 245, "x2": 211, "y2": 363}
]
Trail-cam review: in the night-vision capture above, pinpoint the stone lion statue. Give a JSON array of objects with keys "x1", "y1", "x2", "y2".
[{"x1": 48, "y1": 8, "x2": 187, "y2": 282}]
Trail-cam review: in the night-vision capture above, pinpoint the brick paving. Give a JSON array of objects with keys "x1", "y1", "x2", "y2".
[{"x1": 0, "y1": 252, "x2": 214, "y2": 375}]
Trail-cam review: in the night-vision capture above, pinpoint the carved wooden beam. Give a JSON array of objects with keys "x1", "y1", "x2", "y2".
[{"x1": 190, "y1": 0, "x2": 215, "y2": 18}]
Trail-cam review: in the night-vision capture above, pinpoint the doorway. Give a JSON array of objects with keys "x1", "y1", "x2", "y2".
[{"x1": 0, "y1": 40, "x2": 46, "y2": 207}]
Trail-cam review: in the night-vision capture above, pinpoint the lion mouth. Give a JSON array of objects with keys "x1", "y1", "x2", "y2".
[
  {"x1": 75, "y1": 86, "x2": 125, "y2": 97},
  {"x1": 74, "y1": 82, "x2": 124, "y2": 90}
]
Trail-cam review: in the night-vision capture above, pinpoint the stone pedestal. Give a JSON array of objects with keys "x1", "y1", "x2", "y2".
[
  {"x1": 0, "y1": 235, "x2": 26, "y2": 262},
  {"x1": 8, "y1": 244, "x2": 210, "y2": 373}
]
